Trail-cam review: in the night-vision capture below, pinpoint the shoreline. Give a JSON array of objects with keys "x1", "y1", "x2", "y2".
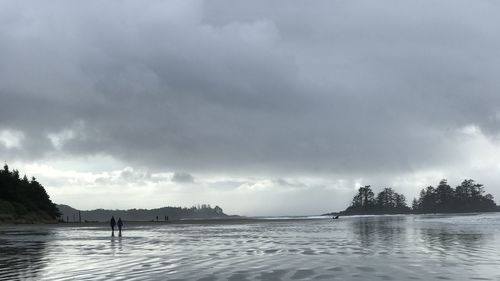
[{"x1": 3, "y1": 212, "x2": 500, "y2": 226}]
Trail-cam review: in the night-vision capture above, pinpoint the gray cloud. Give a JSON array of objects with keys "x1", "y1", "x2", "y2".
[
  {"x1": 1, "y1": 0, "x2": 500, "y2": 183},
  {"x1": 171, "y1": 172, "x2": 195, "y2": 183}
]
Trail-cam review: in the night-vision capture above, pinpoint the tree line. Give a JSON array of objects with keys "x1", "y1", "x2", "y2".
[
  {"x1": 0, "y1": 164, "x2": 60, "y2": 220},
  {"x1": 58, "y1": 203, "x2": 227, "y2": 222},
  {"x1": 342, "y1": 179, "x2": 498, "y2": 215}
]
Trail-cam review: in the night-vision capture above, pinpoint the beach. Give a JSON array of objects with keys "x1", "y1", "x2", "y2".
[{"x1": 1, "y1": 213, "x2": 500, "y2": 280}]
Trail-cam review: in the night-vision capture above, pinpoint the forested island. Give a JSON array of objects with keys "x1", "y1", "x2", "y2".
[
  {"x1": 338, "y1": 179, "x2": 499, "y2": 215},
  {"x1": 0, "y1": 164, "x2": 60, "y2": 223}
]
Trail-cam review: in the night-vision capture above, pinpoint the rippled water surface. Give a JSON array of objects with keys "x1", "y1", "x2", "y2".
[{"x1": 2, "y1": 213, "x2": 500, "y2": 280}]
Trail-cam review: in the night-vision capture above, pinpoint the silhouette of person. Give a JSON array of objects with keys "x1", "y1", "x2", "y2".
[
  {"x1": 110, "y1": 216, "x2": 116, "y2": 236},
  {"x1": 156, "y1": 216, "x2": 159, "y2": 222},
  {"x1": 117, "y1": 218, "x2": 123, "y2": 237}
]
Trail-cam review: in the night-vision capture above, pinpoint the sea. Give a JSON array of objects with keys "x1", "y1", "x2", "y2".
[{"x1": 1, "y1": 213, "x2": 500, "y2": 280}]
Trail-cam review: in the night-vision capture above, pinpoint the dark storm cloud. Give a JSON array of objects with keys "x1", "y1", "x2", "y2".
[{"x1": 1, "y1": 0, "x2": 500, "y2": 176}]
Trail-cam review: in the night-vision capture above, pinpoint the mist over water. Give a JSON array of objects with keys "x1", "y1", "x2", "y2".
[{"x1": 1, "y1": 214, "x2": 500, "y2": 281}]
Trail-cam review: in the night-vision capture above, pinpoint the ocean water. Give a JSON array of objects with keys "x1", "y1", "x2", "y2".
[{"x1": 1, "y1": 213, "x2": 500, "y2": 280}]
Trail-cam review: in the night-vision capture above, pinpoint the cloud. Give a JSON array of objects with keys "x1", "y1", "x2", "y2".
[
  {"x1": 1, "y1": 0, "x2": 500, "y2": 213},
  {"x1": 171, "y1": 172, "x2": 195, "y2": 183}
]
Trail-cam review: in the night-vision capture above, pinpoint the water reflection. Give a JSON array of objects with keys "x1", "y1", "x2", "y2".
[
  {"x1": 110, "y1": 236, "x2": 124, "y2": 254},
  {"x1": 1, "y1": 215, "x2": 500, "y2": 281},
  {"x1": 0, "y1": 227, "x2": 51, "y2": 280},
  {"x1": 419, "y1": 226, "x2": 486, "y2": 258},
  {"x1": 347, "y1": 216, "x2": 408, "y2": 250}
]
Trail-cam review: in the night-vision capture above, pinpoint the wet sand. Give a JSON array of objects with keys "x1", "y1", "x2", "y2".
[{"x1": 1, "y1": 213, "x2": 500, "y2": 280}]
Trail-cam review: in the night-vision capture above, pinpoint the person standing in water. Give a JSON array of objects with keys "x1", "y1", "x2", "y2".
[
  {"x1": 110, "y1": 216, "x2": 116, "y2": 236},
  {"x1": 117, "y1": 218, "x2": 123, "y2": 237}
]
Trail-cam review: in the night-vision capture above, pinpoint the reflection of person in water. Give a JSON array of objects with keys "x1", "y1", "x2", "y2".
[
  {"x1": 117, "y1": 218, "x2": 123, "y2": 237},
  {"x1": 110, "y1": 216, "x2": 116, "y2": 236}
]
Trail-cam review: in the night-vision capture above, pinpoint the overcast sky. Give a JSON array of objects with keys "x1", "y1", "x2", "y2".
[{"x1": 1, "y1": 0, "x2": 500, "y2": 216}]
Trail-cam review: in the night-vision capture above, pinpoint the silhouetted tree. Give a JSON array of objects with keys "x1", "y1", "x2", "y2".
[
  {"x1": 351, "y1": 185, "x2": 374, "y2": 208},
  {"x1": 376, "y1": 187, "x2": 396, "y2": 209},
  {"x1": 344, "y1": 186, "x2": 376, "y2": 214},
  {"x1": 214, "y1": 205, "x2": 223, "y2": 215},
  {"x1": 434, "y1": 179, "x2": 455, "y2": 212},
  {"x1": 411, "y1": 198, "x2": 419, "y2": 211},
  {"x1": 373, "y1": 188, "x2": 410, "y2": 213},
  {"x1": 395, "y1": 193, "x2": 407, "y2": 209}
]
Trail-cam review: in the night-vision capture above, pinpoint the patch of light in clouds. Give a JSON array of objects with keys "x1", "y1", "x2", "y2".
[{"x1": 0, "y1": 129, "x2": 24, "y2": 149}]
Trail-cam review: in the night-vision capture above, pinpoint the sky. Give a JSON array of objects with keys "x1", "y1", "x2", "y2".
[{"x1": 1, "y1": 0, "x2": 500, "y2": 216}]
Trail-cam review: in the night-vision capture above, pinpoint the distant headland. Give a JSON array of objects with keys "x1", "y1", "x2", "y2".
[
  {"x1": 57, "y1": 203, "x2": 231, "y2": 223},
  {"x1": 326, "y1": 179, "x2": 500, "y2": 216}
]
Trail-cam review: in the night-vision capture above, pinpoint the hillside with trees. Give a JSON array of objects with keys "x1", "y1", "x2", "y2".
[
  {"x1": 340, "y1": 179, "x2": 498, "y2": 215},
  {"x1": 0, "y1": 164, "x2": 60, "y2": 223}
]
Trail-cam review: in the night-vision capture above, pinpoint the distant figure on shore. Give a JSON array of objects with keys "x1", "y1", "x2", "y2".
[
  {"x1": 110, "y1": 216, "x2": 116, "y2": 236},
  {"x1": 156, "y1": 216, "x2": 159, "y2": 222},
  {"x1": 117, "y1": 218, "x2": 123, "y2": 237},
  {"x1": 165, "y1": 216, "x2": 169, "y2": 222}
]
